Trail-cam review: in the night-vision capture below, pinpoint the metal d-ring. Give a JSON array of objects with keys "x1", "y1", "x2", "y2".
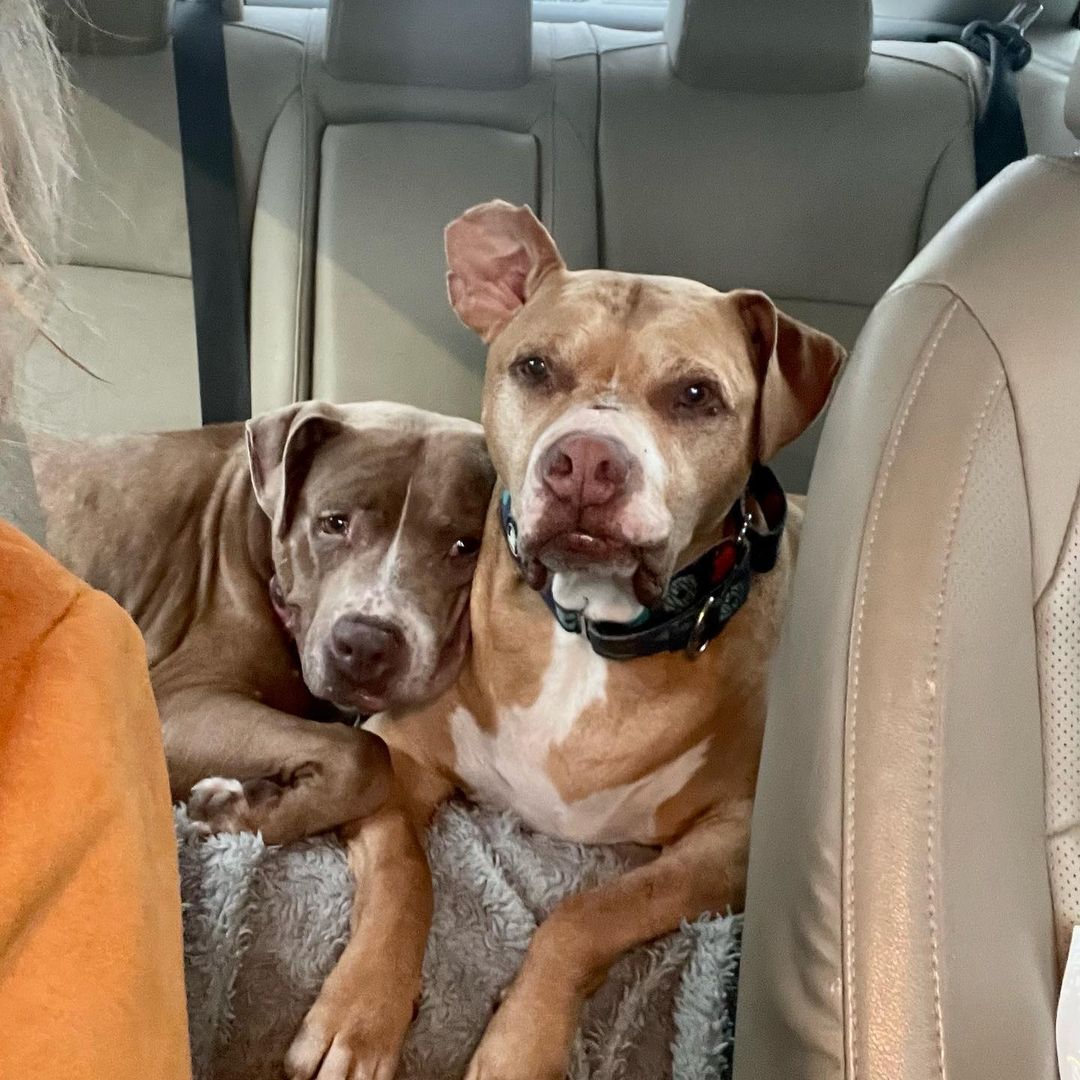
[{"x1": 685, "y1": 594, "x2": 718, "y2": 659}]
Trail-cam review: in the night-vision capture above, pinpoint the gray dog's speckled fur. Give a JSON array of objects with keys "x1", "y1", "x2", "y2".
[{"x1": 177, "y1": 800, "x2": 740, "y2": 1080}]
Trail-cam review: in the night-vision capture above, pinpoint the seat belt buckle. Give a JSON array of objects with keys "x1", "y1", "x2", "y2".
[{"x1": 1004, "y1": 2, "x2": 1044, "y2": 35}]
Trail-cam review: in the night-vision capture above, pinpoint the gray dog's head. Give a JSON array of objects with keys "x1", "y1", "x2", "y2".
[{"x1": 247, "y1": 400, "x2": 495, "y2": 714}]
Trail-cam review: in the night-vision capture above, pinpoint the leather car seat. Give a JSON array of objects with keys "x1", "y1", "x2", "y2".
[{"x1": 734, "y1": 39, "x2": 1080, "y2": 1080}]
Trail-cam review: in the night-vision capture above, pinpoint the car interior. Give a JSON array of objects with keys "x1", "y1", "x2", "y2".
[{"x1": 15, "y1": 0, "x2": 1080, "y2": 1076}]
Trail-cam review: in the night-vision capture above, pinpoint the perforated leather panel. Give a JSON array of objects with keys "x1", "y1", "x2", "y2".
[{"x1": 1037, "y1": 488, "x2": 1080, "y2": 971}]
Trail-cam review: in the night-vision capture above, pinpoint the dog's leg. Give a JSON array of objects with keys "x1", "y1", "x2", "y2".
[
  {"x1": 464, "y1": 800, "x2": 752, "y2": 1080},
  {"x1": 284, "y1": 751, "x2": 452, "y2": 1080},
  {"x1": 163, "y1": 689, "x2": 391, "y2": 845}
]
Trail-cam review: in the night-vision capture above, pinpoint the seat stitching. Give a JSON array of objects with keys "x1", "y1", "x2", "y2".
[
  {"x1": 846, "y1": 296, "x2": 958, "y2": 1079},
  {"x1": 871, "y1": 44, "x2": 978, "y2": 106},
  {"x1": 926, "y1": 374, "x2": 1005, "y2": 1079}
]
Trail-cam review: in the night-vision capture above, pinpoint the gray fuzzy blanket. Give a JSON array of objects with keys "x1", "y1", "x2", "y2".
[{"x1": 176, "y1": 800, "x2": 740, "y2": 1080}]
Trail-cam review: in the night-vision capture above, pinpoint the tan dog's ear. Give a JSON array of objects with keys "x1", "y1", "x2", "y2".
[
  {"x1": 734, "y1": 290, "x2": 846, "y2": 462},
  {"x1": 445, "y1": 200, "x2": 565, "y2": 343},
  {"x1": 246, "y1": 401, "x2": 343, "y2": 533}
]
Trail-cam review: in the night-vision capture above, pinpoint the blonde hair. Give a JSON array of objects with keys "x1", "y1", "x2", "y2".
[{"x1": 0, "y1": 0, "x2": 73, "y2": 417}]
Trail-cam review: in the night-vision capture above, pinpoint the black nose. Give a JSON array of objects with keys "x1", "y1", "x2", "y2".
[{"x1": 329, "y1": 614, "x2": 406, "y2": 689}]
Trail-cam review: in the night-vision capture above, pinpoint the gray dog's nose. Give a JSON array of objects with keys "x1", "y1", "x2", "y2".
[
  {"x1": 542, "y1": 434, "x2": 631, "y2": 509},
  {"x1": 329, "y1": 614, "x2": 405, "y2": 689}
]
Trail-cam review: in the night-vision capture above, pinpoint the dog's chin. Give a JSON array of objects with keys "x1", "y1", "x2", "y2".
[
  {"x1": 526, "y1": 531, "x2": 670, "y2": 615},
  {"x1": 299, "y1": 652, "x2": 398, "y2": 717},
  {"x1": 323, "y1": 683, "x2": 393, "y2": 717}
]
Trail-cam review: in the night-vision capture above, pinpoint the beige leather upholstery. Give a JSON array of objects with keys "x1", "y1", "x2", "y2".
[
  {"x1": 596, "y1": 4, "x2": 981, "y2": 490},
  {"x1": 665, "y1": 0, "x2": 871, "y2": 92},
  {"x1": 1068, "y1": 44, "x2": 1080, "y2": 134},
  {"x1": 1024, "y1": 23, "x2": 1080, "y2": 157},
  {"x1": 18, "y1": 10, "x2": 200, "y2": 434},
  {"x1": 248, "y1": 1, "x2": 597, "y2": 420},
  {"x1": 875, "y1": 0, "x2": 1079, "y2": 23},
  {"x1": 19, "y1": 0, "x2": 301, "y2": 436},
  {"x1": 874, "y1": 0, "x2": 1080, "y2": 158},
  {"x1": 18, "y1": 0, "x2": 1078, "y2": 467},
  {"x1": 45, "y1": 0, "x2": 173, "y2": 55},
  {"x1": 323, "y1": 0, "x2": 531, "y2": 88},
  {"x1": 734, "y1": 50, "x2": 1080, "y2": 1080}
]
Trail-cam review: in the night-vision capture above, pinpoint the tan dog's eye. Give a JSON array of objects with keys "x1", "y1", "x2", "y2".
[
  {"x1": 316, "y1": 513, "x2": 350, "y2": 536},
  {"x1": 673, "y1": 380, "x2": 724, "y2": 417},
  {"x1": 511, "y1": 354, "x2": 551, "y2": 388},
  {"x1": 449, "y1": 537, "x2": 481, "y2": 558}
]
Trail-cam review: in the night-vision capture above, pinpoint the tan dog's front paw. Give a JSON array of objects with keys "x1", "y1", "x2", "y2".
[
  {"x1": 464, "y1": 990, "x2": 574, "y2": 1080},
  {"x1": 186, "y1": 777, "x2": 256, "y2": 836},
  {"x1": 284, "y1": 996, "x2": 408, "y2": 1080}
]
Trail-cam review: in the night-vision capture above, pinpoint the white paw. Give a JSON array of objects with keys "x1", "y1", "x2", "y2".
[{"x1": 187, "y1": 777, "x2": 254, "y2": 836}]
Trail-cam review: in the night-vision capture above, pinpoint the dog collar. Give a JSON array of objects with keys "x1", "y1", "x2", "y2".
[{"x1": 499, "y1": 464, "x2": 786, "y2": 661}]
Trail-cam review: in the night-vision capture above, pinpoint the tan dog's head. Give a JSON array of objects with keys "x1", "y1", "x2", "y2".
[
  {"x1": 247, "y1": 401, "x2": 495, "y2": 713},
  {"x1": 446, "y1": 200, "x2": 844, "y2": 622}
]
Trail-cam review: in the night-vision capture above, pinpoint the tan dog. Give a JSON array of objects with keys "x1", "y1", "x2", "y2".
[
  {"x1": 32, "y1": 401, "x2": 494, "y2": 843},
  {"x1": 180, "y1": 202, "x2": 844, "y2": 1080}
]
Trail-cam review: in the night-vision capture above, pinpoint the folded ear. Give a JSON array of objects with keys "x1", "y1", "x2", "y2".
[
  {"x1": 246, "y1": 401, "x2": 343, "y2": 534},
  {"x1": 445, "y1": 200, "x2": 565, "y2": 344},
  {"x1": 734, "y1": 290, "x2": 846, "y2": 462}
]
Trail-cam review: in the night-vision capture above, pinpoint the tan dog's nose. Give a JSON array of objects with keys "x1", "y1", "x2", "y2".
[
  {"x1": 541, "y1": 434, "x2": 631, "y2": 509},
  {"x1": 329, "y1": 614, "x2": 406, "y2": 691}
]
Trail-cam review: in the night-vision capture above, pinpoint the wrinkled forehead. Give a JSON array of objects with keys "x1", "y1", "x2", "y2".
[
  {"x1": 503, "y1": 270, "x2": 754, "y2": 380},
  {"x1": 297, "y1": 423, "x2": 491, "y2": 526}
]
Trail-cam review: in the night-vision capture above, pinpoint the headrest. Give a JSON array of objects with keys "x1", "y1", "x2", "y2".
[
  {"x1": 875, "y1": 1, "x2": 1078, "y2": 27},
  {"x1": 45, "y1": 0, "x2": 173, "y2": 55},
  {"x1": 664, "y1": 0, "x2": 872, "y2": 93},
  {"x1": 324, "y1": 0, "x2": 531, "y2": 89},
  {"x1": 1067, "y1": 43, "x2": 1080, "y2": 139}
]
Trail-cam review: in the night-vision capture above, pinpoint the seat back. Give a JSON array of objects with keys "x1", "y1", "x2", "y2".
[
  {"x1": 19, "y1": 0, "x2": 199, "y2": 434},
  {"x1": 247, "y1": 0, "x2": 597, "y2": 420},
  {"x1": 734, "y1": 46, "x2": 1080, "y2": 1080},
  {"x1": 21, "y1": 0, "x2": 301, "y2": 435},
  {"x1": 594, "y1": 0, "x2": 982, "y2": 490}
]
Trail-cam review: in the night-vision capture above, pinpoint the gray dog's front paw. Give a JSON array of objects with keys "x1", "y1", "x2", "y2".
[{"x1": 187, "y1": 777, "x2": 256, "y2": 836}]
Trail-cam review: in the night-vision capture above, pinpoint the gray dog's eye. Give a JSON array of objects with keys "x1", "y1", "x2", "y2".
[
  {"x1": 449, "y1": 537, "x2": 481, "y2": 558},
  {"x1": 316, "y1": 513, "x2": 350, "y2": 536}
]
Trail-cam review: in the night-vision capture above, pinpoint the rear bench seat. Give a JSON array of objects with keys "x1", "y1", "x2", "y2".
[
  {"x1": 875, "y1": 0, "x2": 1080, "y2": 157},
  {"x1": 246, "y1": 0, "x2": 597, "y2": 421},
  {"x1": 24, "y1": 0, "x2": 301, "y2": 435},
  {"x1": 19, "y1": 0, "x2": 1080, "y2": 489},
  {"x1": 594, "y1": 0, "x2": 984, "y2": 485}
]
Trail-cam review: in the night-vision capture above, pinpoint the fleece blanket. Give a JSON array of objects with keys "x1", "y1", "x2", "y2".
[{"x1": 176, "y1": 800, "x2": 741, "y2": 1080}]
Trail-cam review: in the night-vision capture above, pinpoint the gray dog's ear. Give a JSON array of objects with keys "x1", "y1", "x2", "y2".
[
  {"x1": 246, "y1": 401, "x2": 343, "y2": 532},
  {"x1": 734, "y1": 290, "x2": 846, "y2": 462},
  {"x1": 445, "y1": 200, "x2": 565, "y2": 344}
]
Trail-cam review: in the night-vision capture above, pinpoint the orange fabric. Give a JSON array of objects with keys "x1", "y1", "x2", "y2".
[{"x1": 0, "y1": 521, "x2": 191, "y2": 1080}]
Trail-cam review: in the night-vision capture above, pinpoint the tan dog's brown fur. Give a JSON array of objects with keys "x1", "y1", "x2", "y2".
[{"x1": 252, "y1": 204, "x2": 844, "y2": 1080}]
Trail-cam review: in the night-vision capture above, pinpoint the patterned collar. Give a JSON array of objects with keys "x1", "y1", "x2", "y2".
[{"x1": 499, "y1": 464, "x2": 786, "y2": 660}]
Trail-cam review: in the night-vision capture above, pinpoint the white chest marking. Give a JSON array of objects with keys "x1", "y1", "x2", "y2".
[{"x1": 450, "y1": 623, "x2": 710, "y2": 844}]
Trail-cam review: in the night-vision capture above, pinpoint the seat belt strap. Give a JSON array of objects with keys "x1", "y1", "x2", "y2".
[
  {"x1": 172, "y1": 0, "x2": 251, "y2": 425},
  {"x1": 959, "y1": 3, "x2": 1042, "y2": 187}
]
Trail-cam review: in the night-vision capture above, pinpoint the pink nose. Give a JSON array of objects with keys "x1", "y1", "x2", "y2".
[{"x1": 541, "y1": 434, "x2": 631, "y2": 509}]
